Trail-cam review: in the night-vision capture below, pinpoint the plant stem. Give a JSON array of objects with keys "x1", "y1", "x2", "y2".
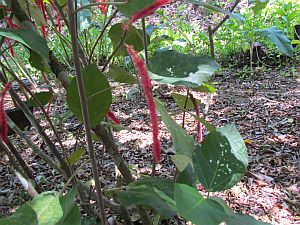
[
  {"x1": 142, "y1": 18, "x2": 149, "y2": 65},
  {"x1": 102, "y1": 30, "x2": 127, "y2": 72},
  {"x1": 67, "y1": 1, "x2": 107, "y2": 224},
  {"x1": 72, "y1": 0, "x2": 130, "y2": 15},
  {"x1": 89, "y1": 9, "x2": 118, "y2": 63}
]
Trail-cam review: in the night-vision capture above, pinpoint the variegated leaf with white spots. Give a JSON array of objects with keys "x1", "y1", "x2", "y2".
[{"x1": 193, "y1": 124, "x2": 248, "y2": 192}]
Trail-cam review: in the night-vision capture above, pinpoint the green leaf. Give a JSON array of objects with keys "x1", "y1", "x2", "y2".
[
  {"x1": 64, "y1": 148, "x2": 86, "y2": 166},
  {"x1": 171, "y1": 92, "x2": 201, "y2": 110},
  {"x1": 291, "y1": 40, "x2": 300, "y2": 45},
  {"x1": 155, "y1": 99, "x2": 194, "y2": 160},
  {"x1": 257, "y1": 27, "x2": 293, "y2": 57},
  {"x1": 187, "y1": 0, "x2": 245, "y2": 22},
  {"x1": 117, "y1": 0, "x2": 156, "y2": 18},
  {"x1": 176, "y1": 164, "x2": 198, "y2": 187},
  {"x1": 107, "y1": 64, "x2": 137, "y2": 84},
  {"x1": 77, "y1": 0, "x2": 92, "y2": 32},
  {"x1": 193, "y1": 124, "x2": 248, "y2": 192},
  {"x1": 218, "y1": 124, "x2": 248, "y2": 167},
  {"x1": 67, "y1": 63, "x2": 112, "y2": 127},
  {"x1": 27, "y1": 91, "x2": 53, "y2": 107},
  {"x1": 174, "y1": 183, "x2": 227, "y2": 225},
  {"x1": 29, "y1": 50, "x2": 51, "y2": 72},
  {"x1": 191, "y1": 114, "x2": 216, "y2": 132},
  {"x1": 226, "y1": 214, "x2": 271, "y2": 225},
  {"x1": 149, "y1": 50, "x2": 220, "y2": 87},
  {"x1": 0, "y1": 28, "x2": 50, "y2": 59},
  {"x1": 59, "y1": 186, "x2": 81, "y2": 225},
  {"x1": 170, "y1": 154, "x2": 192, "y2": 172},
  {"x1": 0, "y1": 189, "x2": 80, "y2": 225},
  {"x1": 116, "y1": 185, "x2": 176, "y2": 219},
  {"x1": 108, "y1": 23, "x2": 149, "y2": 56},
  {"x1": 193, "y1": 83, "x2": 216, "y2": 93},
  {"x1": 248, "y1": 0, "x2": 269, "y2": 14},
  {"x1": 129, "y1": 177, "x2": 174, "y2": 199}
]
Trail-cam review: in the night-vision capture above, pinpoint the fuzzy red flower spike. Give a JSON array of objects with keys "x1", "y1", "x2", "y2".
[{"x1": 125, "y1": 44, "x2": 161, "y2": 162}]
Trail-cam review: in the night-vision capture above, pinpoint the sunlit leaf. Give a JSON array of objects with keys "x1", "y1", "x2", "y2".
[
  {"x1": 149, "y1": 50, "x2": 220, "y2": 87},
  {"x1": 257, "y1": 27, "x2": 293, "y2": 57}
]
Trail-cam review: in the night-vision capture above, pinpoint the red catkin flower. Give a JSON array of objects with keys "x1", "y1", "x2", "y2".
[
  {"x1": 96, "y1": 0, "x2": 107, "y2": 14},
  {"x1": 107, "y1": 111, "x2": 120, "y2": 125},
  {"x1": 5, "y1": 17, "x2": 18, "y2": 57},
  {"x1": 5, "y1": 38, "x2": 15, "y2": 57},
  {"x1": 5, "y1": 17, "x2": 19, "y2": 29},
  {"x1": 0, "y1": 82, "x2": 11, "y2": 143},
  {"x1": 41, "y1": 25, "x2": 47, "y2": 39},
  {"x1": 35, "y1": 0, "x2": 47, "y2": 22},
  {"x1": 50, "y1": 1, "x2": 62, "y2": 32},
  {"x1": 123, "y1": 0, "x2": 172, "y2": 30},
  {"x1": 35, "y1": 0, "x2": 48, "y2": 38},
  {"x1": 125, "y1": 44, "x2": 161, "y2": 162}
]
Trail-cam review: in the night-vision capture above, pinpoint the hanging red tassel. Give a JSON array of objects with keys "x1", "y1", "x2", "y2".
[
  {"x1": 125, "y1": 44, "x2": 161, "y2": 162},
  {"x1": 0, "y1": 82, "x2": 11, "y2": 143},
  {"x1": 124, "y1": 0, "x2": 172, "y2": 30},
  {"x1": 50, "y1": 1, "x2": 62, "y2": 32},
  {"x1": 107, "y1": 111, "x2": 121, "y2": 125},
  {"x1": 35, "y1": 0, "x2": 48, "y2": 38},
  {"x1": 5, "y1": 38, "x2": 15, "y2": 57}
]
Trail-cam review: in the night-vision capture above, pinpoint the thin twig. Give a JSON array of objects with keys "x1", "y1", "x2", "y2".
[{"x1": 67, "y1": 1, "x2": 107, "y2": 224}]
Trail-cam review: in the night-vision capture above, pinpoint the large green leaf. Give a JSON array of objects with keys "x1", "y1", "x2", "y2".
[
  {"x1": 193, "y1": 124, "x2": 248, "y2": 192},
  {"x1": 117, "y1": 0, "x2": 156, "y2": 18},
  {"x1": 174, "y1": 183, "x2": 227, "y2": 225},
  {"x1": 108, "y1": 23, "x2": 149, "y2": 56},
  {"x1": 187, "y1": 0, "x2": 244, "y2": 22},
  {"x1": 0, "y1": 189, "x2": 80, "y2": 225},
  {"x1": 116, "y1": 185, "x2": 176, "y2": 219},
  {"x1": 257, "y1": 27, "x2": 293, "y2": 57},
  {"x1": 248, "y1": 0, "x2": 269, "y2": 14},
  {"x1": 107, "y1": 64, "x2": 137, "y2": 84},
  {"x1": 148, "y1": 50, "x2": 220, "y2": 87},
  {"x1": 155, "y1": 99, "x2": 194, "y2": 159},
  {"x1": 67, "y1": 63, "x2": 112, "y2": 128},
  {"x1": 0, "y1": 28, "x2": 49, "y2": 59}
]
